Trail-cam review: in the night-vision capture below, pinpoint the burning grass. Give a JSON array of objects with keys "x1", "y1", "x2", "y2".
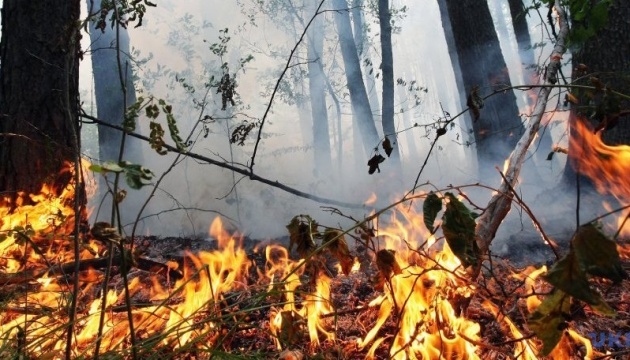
[{"x1": 1, "y1": 183, "x2": 629, "y2": 360}]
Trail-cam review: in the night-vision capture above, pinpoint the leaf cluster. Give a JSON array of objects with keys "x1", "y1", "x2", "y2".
[
  {"x1": 126, "y1": 96, "x2": 189, "y2": 155},
  {"x1": 422, "y1": 192, "x2": 480, "y2": 268},
  {"x1": 92, "y1": 0, "x2": 157, "y2": 32},
  {"x1": 90, "y1": 161, "x2": 155, "y2": 190},
  {"x1": 285, "y1": 215, "x2": 354, "y2": 276},
  {"x1": 529, "y1": 223, "x2": 627, "y2": 355}
]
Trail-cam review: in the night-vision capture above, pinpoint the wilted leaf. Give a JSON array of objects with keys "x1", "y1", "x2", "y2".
[
  {"x1": 277, "y1": 310, "x2": 304, "y2": 347},
  {"x1": 528, "y1": 289, "x2": 571, "y2": 356},
  {"x1": 367, "y1": 154, "x2": 386, "y2": 175},
  {"x1": 441, "y1": 193, "x2": 479, "y2": 268},
  {"x1": 466, "y1": 86, "x2": 484, "y2": 122},
  {"x1": 286, "y1": 215, "x2": 318, "y2": 258},
  {"x1": 572, "y1": 224, "x2": 627, "y2": 283},
  {"x1": 423, "y1": 192, "x2": 442, "y2": 234},
  {"x1": 543, "y1": 252, "x2": 615, "y2": 316},
  {"x1": 375, "y1": 249, "x2": 401, "y2": 278},
  {"x1": 382, "y1": 137, "x2": 393, "y2": 157},
  {"x1": 323, "y1": 229, "x2": 354, "y2": 275}
]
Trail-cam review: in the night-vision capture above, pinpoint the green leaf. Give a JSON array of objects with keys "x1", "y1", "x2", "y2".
[
  {"x1": 107, "y1": 161, "x2": 155, "y2": 190},
  {"x1": 572, "y1": 224, "x2": 627, "y2": 283},
  {"x1": 89, "y1": 162, "x2": 124, "y2": 174},
  {"x1": 423, "y1": 192, "x2": 442, "y2": 234},
  {"x1": 543, "y1": 252, "x2": 615, "y2": 316},
  {"x1": 441, "y1": 193, "x2": 479, "y2": 267},
  {"x1": 528, "y1": 289, "x2": 571, "y2": 356}
]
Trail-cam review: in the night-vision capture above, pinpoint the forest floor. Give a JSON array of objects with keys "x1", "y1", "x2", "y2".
[{"x1": 129, "y1": 234, "x2": 630, "y2": 360}]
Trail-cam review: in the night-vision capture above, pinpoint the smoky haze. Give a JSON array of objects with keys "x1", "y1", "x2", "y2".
[{"x1": 78, "y1": 0, "x2": 600, "y2": 258}]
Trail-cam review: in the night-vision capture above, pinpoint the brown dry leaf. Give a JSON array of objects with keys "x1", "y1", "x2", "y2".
[{"x1": 375, "y1": 249, "x2": 401, "y2": 278}]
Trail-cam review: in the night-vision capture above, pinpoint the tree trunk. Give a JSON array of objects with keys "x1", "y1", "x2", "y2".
[
  {"x1": 564, "y1": 0, "x2": 630, "y2": 181},
  {"x1": 378, "y1": 0, "x2": 401, "y2": 166},
  {"x1": 508, "y1": 0, "x2": 537, "y2": 84},
  {"x1": 443, "y1": 0, "x2": 524, "y2": 166},
  {"x1": 87, "y1": 0, "x2": 141, "y2": 163},
  {"x1": 332, "y1": 0, "x2": 380, "y2": 158},
  {"x1": 0, "y1": 0, "x2": 82, "y2": 206},
  {"x1": 307, "y1": 2, "x2": 332, "y2": 177}
]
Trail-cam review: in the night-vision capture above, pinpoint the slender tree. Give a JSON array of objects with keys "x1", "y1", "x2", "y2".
[
  {"x1": 306, "y1": 1, "x2": 332, "y2": 177},
  {"x1": 378, "y1": 0, "x2": 401, "y2": 166},
  {"x1": 442, "y1": 0, "x2": 524, "y2": 165},
  {"x1": 87, "y1": 0, "x2": 141, "y2": 164},
  {"x1": 0, "y1": 1, "x2": 83, "y2": 207},
  {"x1": 332, "y1": 0, "x2": 380, "y2": 157}
]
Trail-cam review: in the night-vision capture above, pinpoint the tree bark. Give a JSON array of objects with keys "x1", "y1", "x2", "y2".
[
  {"x1": 307, "y1": 1, "x2": 332, "y2": 177},
  {"x1": 378, "y1": 0, "x2": 401, "y2": 166},
  {"x1": 443, "y1": 0, "x2": 524, "y2": 166},
  {"x1": 332, "y1": 0, "x2": 380, "y2": 158},
  {"x1": 0, "y1": 0, "x2": 82, "y2": 207},
  {"x1": 87, "y1": 0, "x2": 141, "y2": 163},
  {"x1": 562, "y1": 0, "x2": 630, "y2": 189}
]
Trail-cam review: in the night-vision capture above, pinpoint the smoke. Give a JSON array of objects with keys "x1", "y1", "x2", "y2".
[{"x1": 75, "y1": 0, "x2": 615, "y2": 263}]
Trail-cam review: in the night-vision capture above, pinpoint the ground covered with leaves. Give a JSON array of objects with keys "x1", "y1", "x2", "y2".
[{"x1": 131, "y1": 233, "x2": 630, "y2": 360}]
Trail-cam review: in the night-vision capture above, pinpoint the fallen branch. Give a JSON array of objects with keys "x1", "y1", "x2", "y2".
[
  {"x1": 474, "y1": 0, "x2": 569, "y2": 272},
  {"x1": 0, "y1": 254, "x2": 183, "y2": 286},
  {"x1": 81, "y1": 113, "x2": 367, "y2": 210}
]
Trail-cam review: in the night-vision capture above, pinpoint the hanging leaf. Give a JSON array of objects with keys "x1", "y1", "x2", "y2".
[
  {"x1": 382, "y1": 137, "x2": 393, "y2": 157},
  {"x1": 375, "y1": 249, "x2": 401, "y2": 278},
  {"x1": 118, "y1": 161, "x2": 155, "y2": 190},
  {"x1": 441, "y1": 193, "x2": 479, "y2": 268},
  {"x1": 423, "y1": 192, "x2": 442, "y2": 234},
  {"x1": 323, "y1": 229, "x2": 354, "y2": 275},
  {"x1": 543, "y1": 252, "x2": 615, "y2": 316},
  {"x1": 367, "y1": 154, "x2": 386, "y2": 175},
  {"x1": 286, "y1": 215, "x2": 318, "y2": 258},
  {"x1": 466, "y1": 86, "x2": 484, "y2": 122},
  {"x1": 572, "y1": 224, "x2": 627, "y2": 283},
  {"x1": 528, "y1": 289, "x2": 572, "y2": 356}
]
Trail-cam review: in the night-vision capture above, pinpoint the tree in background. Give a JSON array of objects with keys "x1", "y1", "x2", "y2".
[
  {"x1": 0, "y1": 1, "x2": 84, "y2": 207},
  {"x1": 305, "y1": 1, "x2": 333, "y2": 177},
  {"x1": 442, "y1": 0, "x2": 524, "y2": 166},
  {"x1": 87, "y1": 0, "x2": 142, "y2": 164},
  {"x1": 378, "y1": 0, "x2": 401, "y2": 168},
  {"x1": 332, "y1": 0, "x2": 380, "y2": 158}
]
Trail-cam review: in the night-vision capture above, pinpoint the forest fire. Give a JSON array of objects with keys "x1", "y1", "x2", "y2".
[
  {"x1": 570, "y1": 119, "x2": 630, "y2": 242},
  {"x1": 0, "y1": 150, "x2": 628, "y2": 359}
]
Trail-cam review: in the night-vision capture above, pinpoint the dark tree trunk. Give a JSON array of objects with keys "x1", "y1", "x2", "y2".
[
  {"x1": 378, "y1": 0, "x2": 400, "y2": 166},
  {"x1": 564, "y1": 0, "x2": 630, "y2": 181},
  {"x1": 332, "y1": 0, "x2": 380, "y2": 158},
  {"x1": 443, "y1": 0, "x2": 524, "y2": 165},
  {"x1": 0, "y1": 0, "x2": 82, "y2": 206},
  {"x1": 508, "y1": 0, "x2": 537, "y2": 80},
  {"x1": 87, "y1": 0, "x2": 141, "y2": 163},
  {"x1": 307, "y1": 3, "x2": 332, "y2": 177}
]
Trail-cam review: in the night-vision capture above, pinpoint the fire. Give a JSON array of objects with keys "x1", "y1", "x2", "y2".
[
  {"x1": 3, "y1": 158, "x2": 618, "y2": 358},
  {"x1": 358, "y1": 203, "x2": 481, "y2": 359},
  {"x1": 570, "y1": 119, "x2": 630, "y2": 203},
  {"x1": 569, "y1": 118, "x2": 630, "y2": 243}
]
